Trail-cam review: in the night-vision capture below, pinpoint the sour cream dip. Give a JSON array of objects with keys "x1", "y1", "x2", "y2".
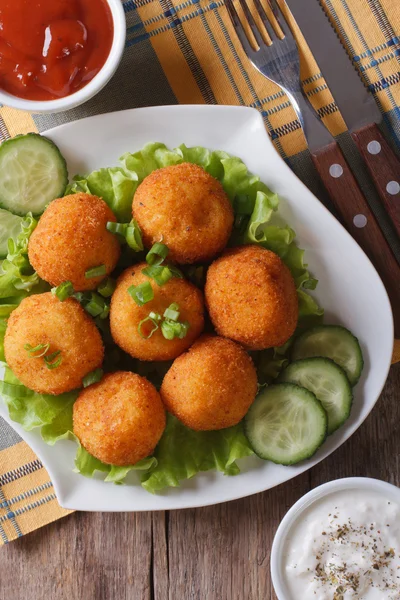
[{"x1": 271, "y1": 479, "x2": 400, "y2": 600}]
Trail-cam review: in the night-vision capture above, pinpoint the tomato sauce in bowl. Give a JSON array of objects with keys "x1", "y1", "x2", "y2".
[{"x1": 0, "y1": 0, "x2": 114, "y2": 101}]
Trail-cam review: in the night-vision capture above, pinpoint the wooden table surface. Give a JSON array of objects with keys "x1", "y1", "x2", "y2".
[{"x1": 1, "y1": 363, "x2": 399, "y2": 600}]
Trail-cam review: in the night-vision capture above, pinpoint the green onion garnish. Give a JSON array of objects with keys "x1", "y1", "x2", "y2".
[
  {"x1": 106, "y1": 222, "x2": 128, "y2": 236},
  {"x1": 97, "y1": 278, "x2": 116, "y2": 298},
  {"x1": 85, "y1": 265, "x2": 107, "y2": 279},
  {"x1": 106, "y1": 219, "x2": 143, "y2": 252},
  {"x1": 168, "y1": 265, "x2": 184, "y2": 279},
  {"x1": 44, "y1": 350, "x2": 62, "y2": 370},
  {"x1": 126, "y1": 220, "x2": 144, "y2": 252},
  {"x1": 149, "y1": 311, "x2": 162, "y2": 321},
  {"x1": 138, "y1": 315, "x2": 160, "y2": 339},
  {"x1": 146, "y1": 243, "x2": 169, "y2": 266},
  {"x1": 83, "y1": 368, "x2": 103, "y2": 388},
  {"x1": 161, "y1": 319, "x2": 190, "y2": 340},
  {"x1": 184, "y1": 266, "x2": 205, "y2": 287},
  {"x1": 142, "y1": 265, "x2": 173, "y2": 286},
  {"x1": 128, "y1": 282, "x2": 154, "y2": 306},
  {"x1": 24, "y1": 342, "x2": 50, "y2": 358},
  {"x1": 51, "y1": 281, "x2": 74, "y2": 301},
  {"x1": 85, "y1": 293, "x2": 108, "y2": 317},
  {"x1": 163, "y1": 303, "x2": 180, "y2": 322}
]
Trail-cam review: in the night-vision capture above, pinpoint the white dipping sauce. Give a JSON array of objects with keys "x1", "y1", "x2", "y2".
[{"x1": 283, "y1": 489, "x2": 400, "y2": 599}]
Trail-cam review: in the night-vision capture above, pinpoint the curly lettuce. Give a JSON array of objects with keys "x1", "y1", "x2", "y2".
[{"x1": 0, "y1": 142, "x2": 324, "y2": 492}]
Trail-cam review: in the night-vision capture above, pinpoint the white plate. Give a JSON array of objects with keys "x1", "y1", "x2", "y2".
[{"x1": 0, "y1": 105, "x2": 394, "y2": 512}]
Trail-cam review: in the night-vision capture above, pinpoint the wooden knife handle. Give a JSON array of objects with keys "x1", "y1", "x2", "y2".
[
  {"x1": 351, "y1": 123, "x2": 400, "y2": 238},
  {"x1": 311, "y1": 141, "x2": 400, "y2": 337}
]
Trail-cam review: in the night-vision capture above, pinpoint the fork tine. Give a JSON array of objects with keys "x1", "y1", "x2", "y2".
[
  {"x1": 267, "y1": 0, "x2": 292, "y2": 38},
  {"x1": 252, "y1": 0, "x2": 278, "y2": 42},
  {"x1": 225, "y1": 0, "x2": 256, "y2": 56},
  {"x1": 236, "y1": 0, "x2": 264, "y2": 48}
]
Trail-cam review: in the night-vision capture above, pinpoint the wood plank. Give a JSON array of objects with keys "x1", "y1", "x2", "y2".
[{"x1": 0, "y1": 511, "x2": 153, "y2": 600}]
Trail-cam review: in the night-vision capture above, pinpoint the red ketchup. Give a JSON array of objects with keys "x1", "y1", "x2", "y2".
[{"x1": 0, "y1": 0, "x2": 114, "y2": 101}]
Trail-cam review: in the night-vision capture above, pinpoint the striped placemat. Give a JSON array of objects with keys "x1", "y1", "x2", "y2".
[{"x1": 0, "y1": 0, "x2": 399, "y2": 543}]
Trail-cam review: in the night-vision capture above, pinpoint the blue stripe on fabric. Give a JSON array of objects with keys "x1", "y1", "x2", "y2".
[{"x1": 0, "y1": 486, "x2": 22, "y2": 538}]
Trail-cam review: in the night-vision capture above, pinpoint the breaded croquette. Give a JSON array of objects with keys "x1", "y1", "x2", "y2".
[
  {"x1": 28, "y1": 193, "x2": 120, "y2": 291},
  {"x1": 132, "y1": 163, "x2": 233, "y2": 264},
  {"x1": 73, "y1": 371, "x2": 166, "y2": 466},
  {"x1": 205, "y1": 245, "x2": 298, "y2": 350}
]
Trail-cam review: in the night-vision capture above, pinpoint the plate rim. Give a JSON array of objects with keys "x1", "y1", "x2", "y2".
[{"x1": 0, "y1": 104, "x2": 394, "y2": 511}]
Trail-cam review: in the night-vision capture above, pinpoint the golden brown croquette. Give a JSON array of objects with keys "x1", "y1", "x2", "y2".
[
  {"x1": 132, "y1": 163, "x2": 233, "y2": 264},
  {"x1": 73, "y1": 371, "x2": 166, "y2": 466},
  {"x1": 110, "y1": 264, "x2": 204, "y2": 362},
  {"x1": 4, "y1": 293, "x2": 104, "y2": 395},
  {"x1": 160, "y1": 335, "x2": 258, "y2": 431},
  {"x1": 205, "y1": 245, "x2": 298, "y2": 350},
  {"x1": 28, "y1": 193, "x2": 120, "y2": 291}
]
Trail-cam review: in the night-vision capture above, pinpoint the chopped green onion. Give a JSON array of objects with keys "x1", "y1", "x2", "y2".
[
  {"x1": 51, "y1": 281, "x2": 74, "y2": 301},
  {"x1": 85, "y1": 293, "x2": 108, "y2": 317},
  {"x1": 146, "y1": 242, "x2": 169, "y2": 266},
  {"x1": 0, "y1": 304, "x2": 18, "y2": 317},
  {"x1": 161, "y1": 319, "x2": 190, "y2": 340},
  {"x1": 83, "y1": 368, "x2": 103, "y2": 388},
  {"x1": 24, "y1": 342, "x2": 50, "y2": 358},
  {"x1": 44, "y1": 350, "x2": 62, "y2": 370},
  {"x1": 0, "y1": 381, "x2": 30, "y2": 398},
  {"x1": 97, "y1": 277, "x2": 116, "y2": 298},
  {"x1": 106, "y1": 219, "x2": 143, "y2": 252},
  {"x1": 100, "y1": 305, "x2": 110, "y2": 319},
  {"x1": 163, "y1": 303, "x2": 180, "y2": 322},
  {"x1": 126, "y1": 219, "x2": 144, "y2": 251},
  {"x1": 128, "y1": 282, "x2": 154, "y2": 306},
  {"x1": 142, "y1": 265, "x2": 173, "y2": 286},
  {"x1": 149, "y1": 311, "x2": 162, "y2": 321},
  {"x1": 106, "y1": 222, "x2": 128, "y2": 236},
  {"x1": 138, "y1": 316, "x2": 160, "y2": 339},
  {"x1": 85, "y1": 265, "x2": 107, "y2": 279}
]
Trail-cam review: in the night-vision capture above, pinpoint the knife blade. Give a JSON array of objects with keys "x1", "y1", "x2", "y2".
[{"x1": 284, "y1": 0, "x2": 400, "y2": 238}]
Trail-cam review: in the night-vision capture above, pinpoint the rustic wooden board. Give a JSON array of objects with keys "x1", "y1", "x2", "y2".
[{"x1": 1, "y1": 365, "x2": 399, "y2": 600}]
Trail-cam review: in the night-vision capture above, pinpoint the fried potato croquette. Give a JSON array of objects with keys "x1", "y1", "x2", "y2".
[
  {"x1": 160, "y1": 335, "x2": 258, "y2": 430},
  {"x1": 28, "y1": 193, "x2": 120, "y2": 291},
  {"x1": 73, "y1": 371, "x2": 166, "y2": 466},
  {"x1": 110, "y1": 264, "x2": 204, "y2": 361},
  {"x1": 4, "y1": 293, "x2": 104, "y2": 395},
  {"x1": 132, "y1": 163, "x2": 233, "y2": 264},
  {"x1": 205, "y1": 245, "x2": 298, "y2": 350}
]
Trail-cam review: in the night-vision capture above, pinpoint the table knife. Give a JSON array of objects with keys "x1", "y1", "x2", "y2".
[{"x1": 285, "y1": 0, "x2": 400, "y2": 239}]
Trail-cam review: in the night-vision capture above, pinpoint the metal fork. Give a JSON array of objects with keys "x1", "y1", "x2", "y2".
[{"x1": 225, "y1": 0, "x2": 333, "y2": 152}]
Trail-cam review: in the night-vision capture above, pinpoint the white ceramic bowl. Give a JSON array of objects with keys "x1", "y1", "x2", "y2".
[
  {"x1": 0, "y1": 0, "x2": 126, "y2": 113},
  {"x1": 271, "y1": 477, "x2": 400, "y2": 600}
]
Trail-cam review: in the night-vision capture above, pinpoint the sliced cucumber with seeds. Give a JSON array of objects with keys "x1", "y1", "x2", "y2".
[
  {"x1": 279, "y1": 358, "x2": 352, "y2": 435},
  {"x1": 291, "y1": 325, "x2": 364, "y2": 386},
  {"x1": 0, "y1": 208, "x2": 23, "y2": 258},
  {"x1": 0, "y1": 133, "x2": 68, "y2": 216},
  {"x1": 244, "y1": 383, "x2": 328, "y2": 465}
]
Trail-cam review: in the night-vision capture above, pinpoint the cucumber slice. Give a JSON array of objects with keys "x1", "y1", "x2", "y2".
[
  {"x1": 0, "y1": 133, "x2": 68, "y2": 216},
  {"x1": 0, "y1": 208, "x2": 23, "y2": 258},
  {"x1": 244, "y1": 383, "x2": 328, "y2": 465},
  {"x1": 291, "y1": 325, "x2": 364, "y2": 386},
  {"x1": 279, "y1": 358, "x2": 352, "y2": 435}
]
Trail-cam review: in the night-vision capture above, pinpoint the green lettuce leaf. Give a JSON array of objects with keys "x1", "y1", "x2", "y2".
[
  {"x1": 140, "y1": 415, "x2": 253, "y2": 494},
  {"x1": 0, "y1": 367, "x2": 78, "y2": 431},
  {"x1": 67, "y1": 168, "x2": 137, "y2": 222},
  {"x1": 74, "y1": 447, "x2": 157, "y2": 484}
]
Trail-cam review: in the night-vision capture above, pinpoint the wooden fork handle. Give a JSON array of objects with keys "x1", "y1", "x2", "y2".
[
  {"x1": 311, "y1": 141, "x2": 400, "y2": 337},
  {"x1": 351, "y1": 123, "x2": 400, "y2": 238}
]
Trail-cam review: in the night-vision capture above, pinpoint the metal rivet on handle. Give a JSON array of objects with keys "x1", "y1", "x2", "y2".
[
  {"x1": 386, "y1": 181, "x2": 400, "y2": 196},
  {"x1": 353, "y1": 214, "x2": 368, "y2": 228},
  {"x1": 329, "y1": 164, "x2": 343, "y2": 178},
  {"x1": 367, "y1": 140, "x2": 381, "y2": 155}
]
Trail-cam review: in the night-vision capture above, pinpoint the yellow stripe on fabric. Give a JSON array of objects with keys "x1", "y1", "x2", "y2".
[
  {"x1": 0, "y1": 442, "x2": 72, "y2": 544},
  {"x1": 0, "y1": 107, "x2": 38, "y2": 137}
]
